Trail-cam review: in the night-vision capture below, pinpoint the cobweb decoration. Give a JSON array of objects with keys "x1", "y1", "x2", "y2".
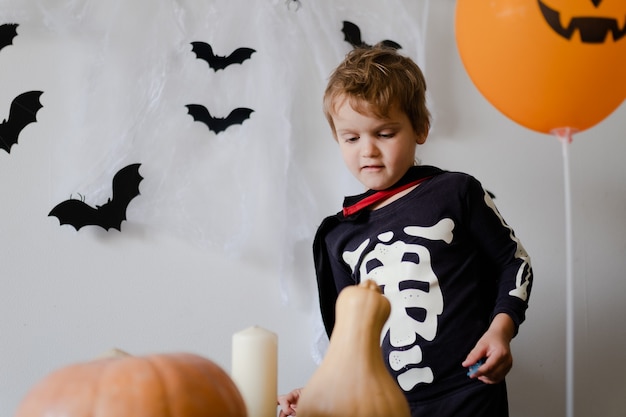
[{"x1": 1, "y1": 0, "x2": 431, "y2": 361}]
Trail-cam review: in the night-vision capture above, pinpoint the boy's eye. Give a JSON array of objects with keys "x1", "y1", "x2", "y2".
[{"x1": 379, "y1": 132, "x2": 394, "y2": 138}]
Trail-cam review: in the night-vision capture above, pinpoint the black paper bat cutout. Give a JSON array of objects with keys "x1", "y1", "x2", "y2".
[
  {"x1": 190, "y1": 41, "x2": 256, "y2": 71},
  {"x1": 186, "y1": 104, "x2": 254, "y2": 134},
  {"x1": 48, "y1": 163, "x2": 143, "y2": 231},
  {"x1": 0, "y1": 90, "x2": 44, "y2": 154},
  {"x1": 0, "y1": 23, "x2": 18, "y2": 52},
  {"x1": 341, "y1": 21, "x2": 402, "y2": 50}
]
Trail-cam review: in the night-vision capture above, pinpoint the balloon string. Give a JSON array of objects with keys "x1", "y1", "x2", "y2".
[{"x1": 554, "y1": 128, "x2": 574, "y2": 417}]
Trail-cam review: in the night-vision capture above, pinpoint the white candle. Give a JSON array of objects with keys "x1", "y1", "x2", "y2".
[{"x1": 231, "y1": 325, "x2": 278, "y2": 417}]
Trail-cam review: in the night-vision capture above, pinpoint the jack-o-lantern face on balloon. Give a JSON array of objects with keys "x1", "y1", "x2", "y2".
[
  {"x1": 538, "y1": 0, "x2": 626, "y2": 43},
  {"x1": 455, "y1": 0, "x2": 626, "y2": 135}
]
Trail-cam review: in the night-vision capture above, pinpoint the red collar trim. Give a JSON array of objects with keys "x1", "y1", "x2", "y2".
[{"x1": 342, "y1": 176, "x2": 431, "y2": 217}]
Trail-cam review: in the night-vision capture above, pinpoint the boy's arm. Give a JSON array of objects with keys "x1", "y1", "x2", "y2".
[
  {"x1": 462, "y1": 313, "x2": 515, "y2": 384},
  {"x1": 466, "y1": 175, "x2": 533, "y2": 332},
  {"x1": 462, "y1": 177, "x2": 534, "y2": 383}
]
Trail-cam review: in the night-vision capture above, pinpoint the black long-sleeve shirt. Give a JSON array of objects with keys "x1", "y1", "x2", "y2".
[{"x1": 313, "y1": 166, "x2": 533, "y2": 405}]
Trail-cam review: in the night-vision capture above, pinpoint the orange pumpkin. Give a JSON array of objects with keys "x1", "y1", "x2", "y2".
[
  {"x1": 456, "y1": 0, "x2": 626, "y2": 135},
  {"x1": 14, "y1": 352, "x2": 247, "y2": 417}
]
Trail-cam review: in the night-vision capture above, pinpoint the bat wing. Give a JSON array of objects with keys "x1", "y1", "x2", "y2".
[
  {"x1": 48, "y1": 199, "x2": 101, "y2": 231},
  {"x1": 186, "y1": 103, "x2": 213, "y2": 128},
  {"x1": 224, "y1": 47, "x2": 256, "y2": 67},
  {"x1": 342, "y1": 21, "x2": 365, "y2": 48},
  {"x1": 0, "y1": 23, "x2": 18, "y2": 52},
  {"x1": 0, "y1": 90, "x2": 44, "y2": 153},
  {"x1": 98, "y1": 163, "x2": 143, "y2": 231},
  {"x1": 223, "y1": 108, "x2": 254, "y2": 131},
  {"x1": 381, "y1": 39, "x2": 402, "y2": 50},
  {"x1": 48, "y1": 164, "x2": 142, "y2": 231},
  {"x1": 191, "y1": 41, "x2": 217, "y2": 67}
]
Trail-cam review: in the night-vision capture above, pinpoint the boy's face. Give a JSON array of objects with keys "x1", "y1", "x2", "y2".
[{"x1": 332, "y1": 96, "x2": 425, "y2": 190}]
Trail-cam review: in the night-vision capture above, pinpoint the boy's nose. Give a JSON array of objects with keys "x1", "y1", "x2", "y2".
[{"x1": 360, "y1": 137, "x2": 380, "y2": 157}]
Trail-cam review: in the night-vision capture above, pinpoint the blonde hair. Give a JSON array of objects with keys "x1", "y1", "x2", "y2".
[{"x1": 323, "y1": 45, "x2": 431, "y2": 139}]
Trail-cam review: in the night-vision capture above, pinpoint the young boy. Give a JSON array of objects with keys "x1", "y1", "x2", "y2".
[{"x1": 278, "y1": 45, "x2": 533, "y2": 417}]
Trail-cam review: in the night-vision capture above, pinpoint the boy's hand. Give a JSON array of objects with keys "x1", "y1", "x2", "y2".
[
  {"x1": 462, "y1": 313, "x2": 515, "y2": 384},
  {"x1": 277, "y1": 388, "x2": 302, "y2": 416}
]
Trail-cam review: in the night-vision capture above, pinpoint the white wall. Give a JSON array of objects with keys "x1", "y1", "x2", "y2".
[{"x1": 1, "y1": 1, "x2": 625, "y2": 416}]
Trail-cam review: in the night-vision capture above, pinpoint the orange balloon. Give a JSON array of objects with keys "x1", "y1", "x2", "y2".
[{"x1": 455, "y1": 0, "x2": 626, "y2": 135}]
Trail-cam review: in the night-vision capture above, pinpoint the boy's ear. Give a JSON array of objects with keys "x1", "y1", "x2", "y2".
[{"x1": 416, "y1": 134, "x2": 428, "y2": 145}]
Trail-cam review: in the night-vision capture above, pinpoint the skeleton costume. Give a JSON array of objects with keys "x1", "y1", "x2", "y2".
[{"x1": 313, "y1": 165, "x2": 533, "y2": 417}]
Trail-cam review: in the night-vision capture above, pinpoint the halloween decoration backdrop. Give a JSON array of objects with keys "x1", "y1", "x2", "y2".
[{"x1": 1, "y1": 1, "x2": 625, "y2": 417}]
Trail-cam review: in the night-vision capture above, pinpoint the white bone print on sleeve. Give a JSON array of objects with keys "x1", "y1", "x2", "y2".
[{"x1": 482, "y1": 190, "x2": 532, "y2": 301}]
